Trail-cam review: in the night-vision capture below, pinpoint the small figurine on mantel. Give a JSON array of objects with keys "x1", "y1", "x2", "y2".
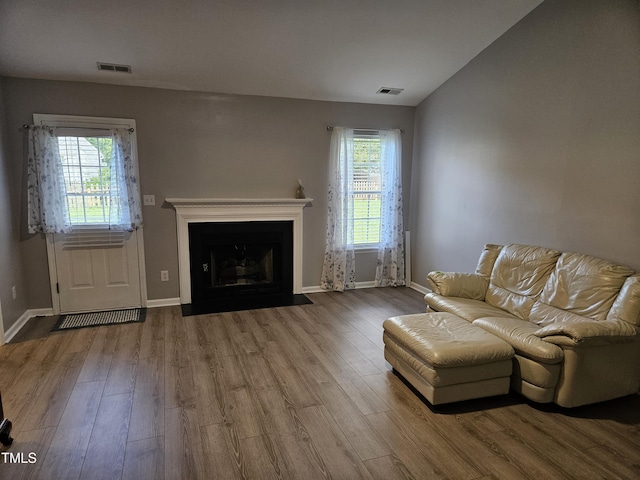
[{"x1": 295, "y1": 179, "x2": 306, "y2": 199}]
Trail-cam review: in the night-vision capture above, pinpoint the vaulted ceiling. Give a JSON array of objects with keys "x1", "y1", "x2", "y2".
[{"x1": 0, "y1": 0, "x2": 543, "y2": 106}]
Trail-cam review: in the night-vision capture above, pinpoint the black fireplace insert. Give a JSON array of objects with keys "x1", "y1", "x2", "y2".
[{"x1": 185, "y1": 221, "x2": 309, "y2": 314}]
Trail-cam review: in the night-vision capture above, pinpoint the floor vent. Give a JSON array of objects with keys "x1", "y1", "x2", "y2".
[{"x1": 97, "y1": 62, "x2": 132, "y2": 73}]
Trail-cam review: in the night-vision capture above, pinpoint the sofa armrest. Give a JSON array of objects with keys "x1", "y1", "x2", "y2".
[
  {"x1": 534, "y1": 319, "x2": 639, "y2": 346},
  {"x1": 426, "y1": 272, "x2": 488, "y2": 301}
]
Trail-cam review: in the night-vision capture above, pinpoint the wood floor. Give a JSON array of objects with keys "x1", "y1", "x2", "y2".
[{"x1": 0, "y1": 287, "x2": 639, "y2": 480}]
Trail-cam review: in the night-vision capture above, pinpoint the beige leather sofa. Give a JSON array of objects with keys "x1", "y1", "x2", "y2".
[{"x1": 424, "y1": 243, "x2": 640, "y2": 407}]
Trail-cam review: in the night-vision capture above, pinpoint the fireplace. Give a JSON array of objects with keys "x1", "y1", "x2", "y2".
[
  {"x1": 166, "y1": 198, "x2": 312, "y2": 314},
  {"x1": 189, "y1": 221, "x2": 293, "y2": 308}
]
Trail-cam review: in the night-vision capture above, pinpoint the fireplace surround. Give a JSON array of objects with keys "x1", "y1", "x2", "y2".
[{"x1": 167, "y1": 198, "x2": 312, "y2": 313}]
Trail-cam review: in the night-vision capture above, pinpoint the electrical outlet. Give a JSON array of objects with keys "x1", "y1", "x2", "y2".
[
  {"x1": 160, "y1": 270, "x2": 169, "y2": 282},
  {"x1": 143, "y1": 195, "x2": 156, "y2": 206},
  {"x1": 12, "y1": 286, "x2": 16, "y2": 300}
]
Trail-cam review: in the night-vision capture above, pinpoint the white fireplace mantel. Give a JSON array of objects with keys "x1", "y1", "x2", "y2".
[{"x1": 166, "y1": 197, "x2": 313, "y2": 304}]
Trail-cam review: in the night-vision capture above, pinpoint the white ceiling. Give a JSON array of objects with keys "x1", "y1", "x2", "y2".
[{"x1": 0, "y1": 0, "x2": 543, "y2": 106}]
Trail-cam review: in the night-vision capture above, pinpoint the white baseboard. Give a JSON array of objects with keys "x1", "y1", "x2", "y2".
[
  {"x1": 409, "y1": 282, "x2": 430, "y2": 295},
  {"x1": 4, "y1": 308, "x2": 54, "y2": 343},
  {"x1": 301, "y1": 286, "x2": 326, "y2": 294},
  {"x1": 146, "y1": 297, "x2": 181, "y2": 308}
]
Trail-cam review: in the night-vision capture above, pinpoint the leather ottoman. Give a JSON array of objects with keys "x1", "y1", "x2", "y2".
[{"x1": 383, "y1": 312, "x2": 514, "y2": 405}]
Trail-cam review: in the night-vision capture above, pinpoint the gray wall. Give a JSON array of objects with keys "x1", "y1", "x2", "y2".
[
  {"x1": 410, "y1": 0, "x2": 640, "y2": 285},
  {"x1": 1, "y1": 78, "x2": 414, "y2": 306},
  {"x1": 0, "y1": 78, "x2": 28, "y2": 332}
]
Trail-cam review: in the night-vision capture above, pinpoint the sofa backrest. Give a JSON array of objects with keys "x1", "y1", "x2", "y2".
[
  {"x1": 475, "y1": 244, "x2": 503, "y2": 277},
  {"x1": 485, "y1": 244, "x2": 561, "y2": 320},
  {"x1": 529, "y1": 252, "x2": 635, "y2": 326},
  {"x1": 607, "y1": 274, "x2": 640, "y2": 327}
]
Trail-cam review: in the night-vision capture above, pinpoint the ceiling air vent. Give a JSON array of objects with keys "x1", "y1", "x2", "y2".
[
  {"x1": 376, "y1": 87, "x2": 404, "y2": 95},
  {"x1": 97, "y1": 62, "x2": 132, "y2": 73}
]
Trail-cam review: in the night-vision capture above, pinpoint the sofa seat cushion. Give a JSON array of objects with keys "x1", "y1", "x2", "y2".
[
  {"x1": 425, "y1": 294, "x2": 518, "y2": 323},
  {"x1": 531, "y1": 252, "x2": 634, "y2": 326},
  {"x1": 485, "y1": 244, "x2": 560, "y2": 320},
  {"x1": 473, "y1": 317, "x2": 563, "y2": 364}
]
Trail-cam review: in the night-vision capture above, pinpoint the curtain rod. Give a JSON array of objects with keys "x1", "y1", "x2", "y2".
[
  {"x1": 23, "y1": 124, "x2": 134, "y2": 133},
  {"x1": 326, "y1": 126, "x2": 405, "y2": 134}
]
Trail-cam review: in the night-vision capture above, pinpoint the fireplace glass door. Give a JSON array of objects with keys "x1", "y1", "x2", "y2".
[{"x1": 210, "y1": 243, "x2": 275, "y2": 288}]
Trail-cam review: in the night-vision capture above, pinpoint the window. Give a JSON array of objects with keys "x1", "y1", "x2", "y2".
[
  {"x1": 352, "y1": 132, "x2": 382, "y2": 247},
  {"x1": 58, "y1": 134, "x2": 116, "y2": 225},
  {"x1": 28, "y1": 114, "x2": 142, "y2": 233},
  {"x1": 321, "y1": 126, "x2": 404, "y2": 291}
]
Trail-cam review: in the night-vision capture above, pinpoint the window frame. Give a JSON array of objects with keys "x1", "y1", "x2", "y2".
[{"x1": 351, "y1": 130, "x2": 382, "y2": 251}]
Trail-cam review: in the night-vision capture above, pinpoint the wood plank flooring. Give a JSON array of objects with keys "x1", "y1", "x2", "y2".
[{"x1": 1, "y1": 287, "x2": 639, "y2": 479}]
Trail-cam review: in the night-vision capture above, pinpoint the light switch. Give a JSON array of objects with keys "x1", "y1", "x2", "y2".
[{"x1": 143, "y1": 195, "x2": 156, "y2": 206}]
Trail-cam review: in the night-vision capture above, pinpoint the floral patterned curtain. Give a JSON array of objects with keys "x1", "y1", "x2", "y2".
[
  {"x1": 27, "y1": 125, "x2": 143, "y2": 233},
  {"x1": 109, "y1": 129, "x2": 143, "y2": 231},
  {"x1": 320, "y1": 127, "x2": 356, "y2": 291},
  {"x1": 375, "y1": 129, "x2": 405, "y2": 287},
  {"x1": 27, "y1": 126, "x2": 72, "y2": 234}
]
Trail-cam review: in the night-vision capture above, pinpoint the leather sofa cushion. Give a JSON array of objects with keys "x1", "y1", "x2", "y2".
[
  {"x1": 425, "y1": 294, "x2": 518, "y2": 323},
  {"x1": 529, "y1": 301, "x2": 593, "y2": 327},
  {"x1": 475, "y1": 244, "x2": 503, "y2": 277},
  {"x1": 426, "y1": 272, "x2": 488, "y2": 300},
  {"x1": 383, "y1": 313, "x2": 514, "y2": 368},
  {"x1": 607, "y1": 274, "x2": 640, "y2": 327},
  {"x1": 383, "y1": 334, "x2": 512, "y2": 387},
  {"x1": 531, "y1": 253, "x2": 634, "y2": 325},
  {"x1": 473, "y1": 317, "x2": 563, "y2": 364},
  {"x1": 485, "y1": 244, "x2": 561, "y2": 320}
]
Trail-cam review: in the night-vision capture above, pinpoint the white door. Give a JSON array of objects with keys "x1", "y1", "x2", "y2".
[
  {"x1": 51, "y1": 229, "x2": 143, "y2": 313},
  {"x1": 33, "y1": 113, "x2": 146, "y2": 315}
]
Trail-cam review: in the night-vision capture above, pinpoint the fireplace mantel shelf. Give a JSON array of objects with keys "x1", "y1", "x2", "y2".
[{"x1": 166, "y1": 198, "x2": 313, "y2": 208}]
